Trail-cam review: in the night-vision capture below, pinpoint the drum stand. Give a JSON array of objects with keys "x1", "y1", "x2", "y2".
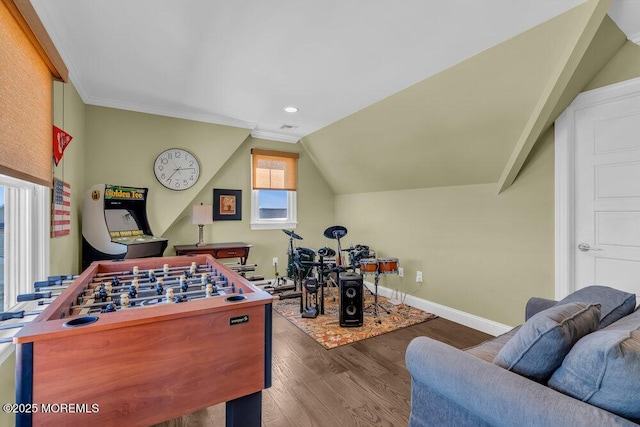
[
  {"x1": 272, "y1": 230, "x2": 303, "y2": 310},
  {"x1": 364, "y1": 271, "x2": 391, "y2": 323}
]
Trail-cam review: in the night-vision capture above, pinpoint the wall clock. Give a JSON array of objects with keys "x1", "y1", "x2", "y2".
[{"x1": 153, "y1": 148, "x2": 200, "y2": 191}]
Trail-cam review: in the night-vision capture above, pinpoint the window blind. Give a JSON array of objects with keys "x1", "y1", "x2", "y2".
[
  {"x1": 251, "y1": 149, "x2": 299, "y2": 191},
  {"x1": 0, "y1": 0, "x2": 67, "y2": 188}
]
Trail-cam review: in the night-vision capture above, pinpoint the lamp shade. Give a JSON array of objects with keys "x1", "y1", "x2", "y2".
[{"x1": 192, "y1": 204, "x2": 213, "y2": 225}]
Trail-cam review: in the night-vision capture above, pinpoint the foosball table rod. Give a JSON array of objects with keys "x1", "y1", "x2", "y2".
[
  {"x1": 92, "y1": 262, "x2": 211, "y2": 279},
  {"x1": 82, "y1": 273, "x2": 222, "y2": 295},
  {"x1": 69, "y1": 285, "x2": 237, "y2": 312},
  {"x1": 77, "y1": 277, "x2": 227, "y2": 302}
]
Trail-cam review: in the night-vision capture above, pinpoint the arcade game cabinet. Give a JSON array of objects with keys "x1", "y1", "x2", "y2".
[{"x1": 82, "y1": 184, "x2": 168, "y2": 269}]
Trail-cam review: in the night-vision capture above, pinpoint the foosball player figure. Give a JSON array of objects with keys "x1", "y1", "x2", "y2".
[
  {"x1": 120, "y1": 293, "x2": 130, "y2": 309},
  {"x1": 190, "y1": 262, "x2": 197, "y2": 277},
  {"x1": 132, "y1": 266, "x2": 140, "y2": 276},
  {"x1": 155, "y1": 278, "x2": 164, "y2": 303},
  {"x1": 165, "y1": 287, "x2": 174, "y2": 303},
  {"x1": 205, "y1": 283, "x2": 214, "y2": 298},
  {"x1": 96, "y1": 284, "x2": 109, "y2": 303},
  {"x1": 148, "y1": 269, "x2": 156, "y2": 283},
  {"x1": 155, "y1": 278, "x2": 164, "y2": 294},
  {"x1": 163, "y1": 263, "x2": 170, "y2": 275},
  {"x1": 180, "y1": 275, "x2": 188, "y2": 293},
  {"x1": 101, "y1": 302, "x2": 117, "y2": 313},
  {"x1": 128, "y1": 284, "x2": 138, "y2": 306}
]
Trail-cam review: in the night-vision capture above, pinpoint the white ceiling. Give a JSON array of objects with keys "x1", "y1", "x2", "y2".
[{"x1": 31, "y1": 0, "x2": 638, "y2": 143}]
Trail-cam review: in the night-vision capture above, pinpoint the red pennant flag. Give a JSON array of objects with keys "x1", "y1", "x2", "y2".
[{"x1": 53, "y1": 125, "x2": 73, "y2": 166}]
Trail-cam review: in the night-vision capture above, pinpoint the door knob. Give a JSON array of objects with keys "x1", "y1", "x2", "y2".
[{"x1": 578, "y1": 243, "x2": 602, "y2": 252}]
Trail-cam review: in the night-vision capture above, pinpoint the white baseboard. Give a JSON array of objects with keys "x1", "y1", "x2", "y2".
[{"x1": 364, "y1": 280, "x2": 513, "y2": 337}]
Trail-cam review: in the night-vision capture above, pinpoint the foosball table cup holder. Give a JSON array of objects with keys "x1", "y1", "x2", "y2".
[
  {"x1": 226, "y1": 295, "x2": 247, "y2": 302},
  {"x1": 63, "y1": 316, "x2": 99, "y2": 327}
]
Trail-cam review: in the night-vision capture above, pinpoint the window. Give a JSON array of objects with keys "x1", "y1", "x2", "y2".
[
  {"x1": 250, "y1": 149, "x2": 299, "y2": 230},
  {"x1": 0, "y1": 186, "x2": 3, "y2": 311},
  {"x1": 0, "y1": 1, "x2": 60, "y2": 312},
  {"x1": 0, "y1": 174, "x2": 49, "y2": 311}
]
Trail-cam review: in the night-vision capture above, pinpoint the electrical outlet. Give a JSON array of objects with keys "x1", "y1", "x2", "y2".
[
  {"x1": 272, "y1": 257, "x2": 278, "y2": 266},
  {"x1": 398, "y1": 267, "x2": 404, "y2": 277},
  {"x1": 416, "y1": 271, "x2": 423, "y2": 283}
]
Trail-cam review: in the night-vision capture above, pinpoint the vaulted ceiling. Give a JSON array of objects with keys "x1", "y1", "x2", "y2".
[{"x1": 31, "y1": 0, "x2": 638, "y2": 194}]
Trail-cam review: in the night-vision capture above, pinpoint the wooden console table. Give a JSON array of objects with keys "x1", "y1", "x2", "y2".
[{"x1": 174, "y1": 242, "x2": 252, "y2": 265}]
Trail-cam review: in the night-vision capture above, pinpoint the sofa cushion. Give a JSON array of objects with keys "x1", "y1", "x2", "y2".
[
  {"x1": 555, "y1": 285, "x2": 636, "y2": 328},
  {"x1": 465, "y1": 326, "x2": 520, "y2": 363},
  {"x1": 493, "y1": 302, "x2": 600, "y2": 382},
  {"x1": 548, "y1": 308, "x2": 640, "y2": 423}
]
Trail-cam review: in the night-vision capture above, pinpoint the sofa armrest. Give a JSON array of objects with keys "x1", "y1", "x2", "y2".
[
  {"x1": 406, "y1": 337, "x2": 636, "y2": 427},
  {"x1": 525, "y1": 297, "x2": 556, "y2": 320}
]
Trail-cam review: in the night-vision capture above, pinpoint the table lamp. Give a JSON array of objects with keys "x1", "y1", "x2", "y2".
[{"x1": 191, "y1": 203, "x2": 213, "y2": 246}]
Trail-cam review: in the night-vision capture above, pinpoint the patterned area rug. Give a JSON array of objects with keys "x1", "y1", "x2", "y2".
[{"x1": 272, "y1": 287, "x2": 437, "y2": 349}]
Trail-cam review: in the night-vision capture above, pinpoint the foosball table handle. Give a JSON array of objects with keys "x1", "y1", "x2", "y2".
[
  {"x1": 0, "y1": 310, "x2": 25, "y2": 321},
  {"x1": 17, "y1": 291, "x2": 52, "y2": 301}
]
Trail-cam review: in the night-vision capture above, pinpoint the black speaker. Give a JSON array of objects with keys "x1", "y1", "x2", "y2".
[{"x1": 338, "y1": 272, "x2": 364, "y2": 327}]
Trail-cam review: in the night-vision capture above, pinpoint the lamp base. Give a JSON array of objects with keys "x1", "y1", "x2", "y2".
[{"x1": 195, "y1": 224, "x2": 206, "y2": 247}]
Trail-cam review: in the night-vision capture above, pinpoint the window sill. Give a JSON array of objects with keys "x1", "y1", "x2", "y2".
[{"x1": 251, "y1": 221, "x2": 298, "y2": 231}]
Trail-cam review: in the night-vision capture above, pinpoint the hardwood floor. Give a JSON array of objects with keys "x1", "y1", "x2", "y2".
[{"x1": 156, "y1": 309, "x2": 491, "y2": 427}]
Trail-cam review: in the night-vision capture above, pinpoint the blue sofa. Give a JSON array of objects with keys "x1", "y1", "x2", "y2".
[{"x1": 406, "y1": 286, "x2": 640, "y2": 426}]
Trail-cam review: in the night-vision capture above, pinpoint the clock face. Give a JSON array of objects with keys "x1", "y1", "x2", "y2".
[{"x1": 154, "y1": 148, "x2": 200, "y2": 190}]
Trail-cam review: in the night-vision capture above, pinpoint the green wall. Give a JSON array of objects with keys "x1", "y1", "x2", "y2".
[
  {"x1": 50, "y1": 81, "x2": 85, "y2": 275},
  {"x1": 83, "y1": 106, "x2": 335, "y2": 279},
  {"x1": 163, "y1": 136, "x2": 335, "y2": 278},
  {"x1": 335, "y1": 127, "x2": 555, "y2": 327},
  {"x1": 585, "y1": 40, "x2": 640, "y2": 90},
  {"x1": 0, "y1": 353, "x2": 15, "y2": 426},
  {"x1": 84, "y1": 106, "x2": 250, "y2": 236},
  {"x1": 331, "y1": 40, "x2": 640, "y2": 327}
]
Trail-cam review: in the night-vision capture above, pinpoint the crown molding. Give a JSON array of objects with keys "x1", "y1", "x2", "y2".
[
  {"x1": 82, "y1": 95, "x2": 256, "y2": 130},
  {"x1": 250, "y1": 129, "x2": 300, "y2": 144}
]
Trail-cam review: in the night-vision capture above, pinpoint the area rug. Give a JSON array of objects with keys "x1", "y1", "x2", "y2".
[{"x1": 272, "y1": 287, "x2": 437, "y2": 349}]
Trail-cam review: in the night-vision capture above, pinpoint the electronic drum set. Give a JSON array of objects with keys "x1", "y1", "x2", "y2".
[{"x1": 268, "y1": 225, "x2": 399, "y2": 323}]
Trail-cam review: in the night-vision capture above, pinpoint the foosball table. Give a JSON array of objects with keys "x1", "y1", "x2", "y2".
[{"x1": 12, "y1": 255, "x2": 272, "y2": 427}]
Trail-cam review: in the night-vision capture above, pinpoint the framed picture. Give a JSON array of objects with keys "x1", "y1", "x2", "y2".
[{"x1": 213, "y1": 188, "x2": 242, "y2": 221}]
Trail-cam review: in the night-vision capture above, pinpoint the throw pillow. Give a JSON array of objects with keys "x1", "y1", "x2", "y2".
[
  {"x1": 493, "y1": 302, "x2": 600, "y2": 382},
  {"x1": 548, "y1": 308, "x2": 640, "y2": 423},
  {"x1": 555, "y1": 285, "x2": 635, "y2": 328}
]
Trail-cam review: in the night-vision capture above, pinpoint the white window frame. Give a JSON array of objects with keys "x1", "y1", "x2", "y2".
[
  {"x1": 250, "y1": 190, "x2": 297, "y2": 230},
  {"x1": 0, "y1": 174, "x2": 49, "y2": 310}
]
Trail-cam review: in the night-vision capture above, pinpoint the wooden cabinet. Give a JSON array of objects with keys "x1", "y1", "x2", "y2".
[{"x1": 174, "y1": 242, "x2": 252, "y2": 265}]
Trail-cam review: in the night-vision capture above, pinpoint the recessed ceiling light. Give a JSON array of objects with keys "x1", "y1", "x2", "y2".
[{"x1": 284, "y1": 106, "x2": 299, "y2": 113}]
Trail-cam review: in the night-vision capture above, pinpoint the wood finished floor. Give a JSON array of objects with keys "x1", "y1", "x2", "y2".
[{"x1": 155, "y1": 309, "x2": 491, "y2": 427}]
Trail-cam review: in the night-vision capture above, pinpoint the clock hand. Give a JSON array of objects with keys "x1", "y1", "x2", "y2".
[{"x1": 167, "y1": 167, "x2": 181, "y2": 180}]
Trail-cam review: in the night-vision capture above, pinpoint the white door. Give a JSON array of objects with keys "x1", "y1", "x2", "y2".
[
  {"x1": 575, "y1": 95, "x2": 640, "y2": 296},
  {"x1": 556, "y1": 77, "x2": 640, "y2": 298}
]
